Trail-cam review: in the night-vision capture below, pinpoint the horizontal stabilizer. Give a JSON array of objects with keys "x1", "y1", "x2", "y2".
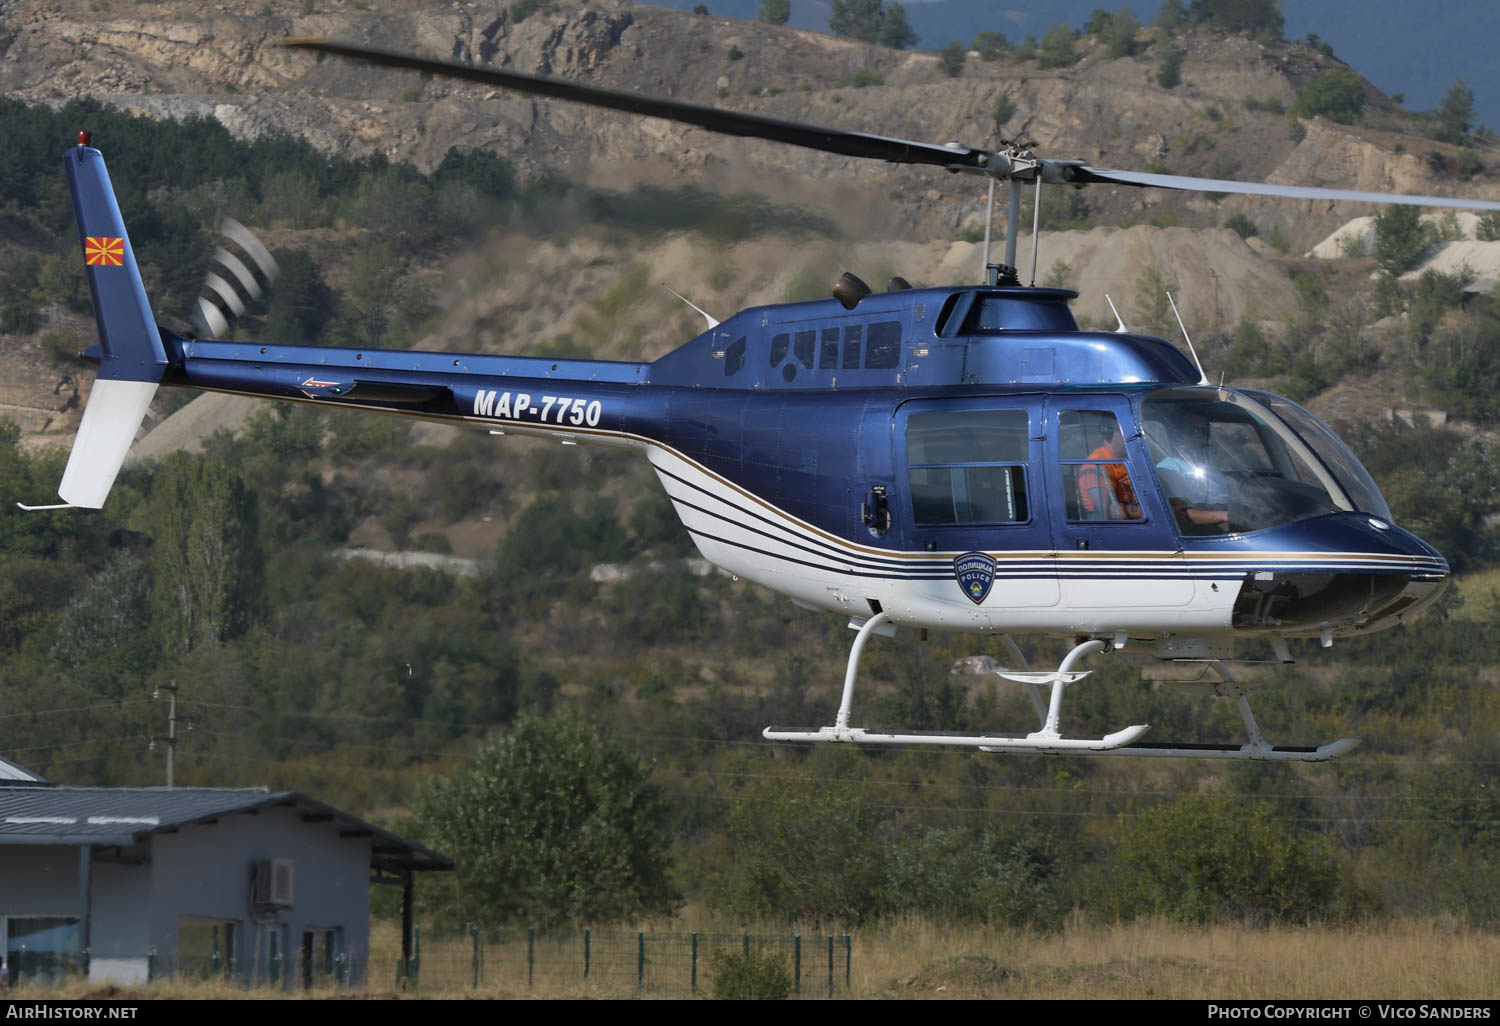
[{"x1": 58, "y1": 379, "x2": 158, "y2": 509}]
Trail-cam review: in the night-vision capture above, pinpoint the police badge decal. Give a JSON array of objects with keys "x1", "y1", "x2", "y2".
[{"x1": 954, "y1": 551, "x2": 997, "y2": 605}]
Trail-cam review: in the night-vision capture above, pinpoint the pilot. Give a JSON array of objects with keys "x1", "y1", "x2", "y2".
[
  {"x1": 1156, "y1": 408, "x2": 1231, "y2": 532},
  {"x1": 1077, "y1": 420, "x2": 1141, "y2": 520}
]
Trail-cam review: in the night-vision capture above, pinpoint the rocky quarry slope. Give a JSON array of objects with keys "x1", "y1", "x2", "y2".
[{"x1": 3, "y1": 0, "x2": 1497, "y2": 454}]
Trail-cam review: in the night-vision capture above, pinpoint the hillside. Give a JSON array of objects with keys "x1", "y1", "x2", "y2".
[
  {"x1": 5, "y1": 0, "x2": 1499, "y2": 457},
  {"x1": 655, "y1": 0, "x2": 1500, "y2": 134},
  {"x1": 2, "y1": 0, "x2": 1492, "y2": 247}
]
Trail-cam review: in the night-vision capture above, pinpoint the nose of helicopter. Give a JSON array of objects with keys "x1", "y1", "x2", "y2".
[{"x1": 1226, "y1": 512, "x2": 1449, "y2": 638}]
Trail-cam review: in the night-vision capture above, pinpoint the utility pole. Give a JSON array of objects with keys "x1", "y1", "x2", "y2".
[{"x1": 153, "y1": 681, "x2": 179, "y2": 787}]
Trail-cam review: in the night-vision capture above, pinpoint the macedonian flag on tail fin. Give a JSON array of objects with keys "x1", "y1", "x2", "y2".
[{"x1": 38, "y1": 135, "x2": 172, "y2": 509}]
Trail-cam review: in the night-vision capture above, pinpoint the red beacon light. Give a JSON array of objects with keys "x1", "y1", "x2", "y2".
[{"x1": 78, "y1": 130, "x2": 91, "y2": 147}]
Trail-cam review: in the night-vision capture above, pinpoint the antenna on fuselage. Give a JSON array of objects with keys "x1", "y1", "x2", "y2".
[
  {"x1": 1166, "y1": 291, "x2": 1211, "y2": 386},
  {"x1": 660, "y1": 283, "x2": 719, "y2": 329},
  {"x1": 1104, "y1": 293, "x2": 1130, "y2": 333}
]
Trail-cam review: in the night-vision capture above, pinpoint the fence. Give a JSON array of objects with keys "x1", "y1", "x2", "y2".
[
  {"x1": 395, "y1": 927, "x2": 854, "y2": 997},
  {"x1": 1, "y1": 927, "x2": 854, "y2": 998}
]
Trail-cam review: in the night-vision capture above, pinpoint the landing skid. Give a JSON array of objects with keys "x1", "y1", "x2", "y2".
[{"x1": 762, "y1": 614, "x2": 1360, "y2": 762}]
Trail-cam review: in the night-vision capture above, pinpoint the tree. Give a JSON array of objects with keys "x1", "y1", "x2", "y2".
[
  {"x1": 414, "y1": 708, "x2": 679, "y2": 928},
  {"x1": 1156, "y1": 45, "x2": 1184, "y2": 88},
  {"x1": 828, "y1": 0, "x2": 883, "y2": 42},
  {"x1": 261, "y1": 249, "x2": 334, "y2": 345},
  {"x1": 1371, "y1": 203, "x2": 1430, "y2": 276},
  {"x1": 939, "y1": 41, "x2": 966, "y2": 78},
  {"x1": 51, "y1": 551, "x2": 155, "y2": 696},
  {"x1": 1155, "y1": 0, "x2": 1185, "y2": 30},
  {"x1": 1294, "y1": 69, "x2": 1366, "y2": 125},
  {"x1": 1187, "y1": 0, "x2": 1284, "y2": 38},
  {"x1": 759, "y1": 0, "x2": 789, "y2": 24},
  {"x1": 135, "y1": 452, "x2": 262, "y2": 656},
  {"x1": 1037, "y1": 24, "x2": 1078, "y2": 68},
  {"x1": 1436, "y1": 78, "x2": 1475, "y2": 144},
  {"x1": 878, "y1": 2, "x2": 917, "y2": 49},
  {"x1": 829, "y1": 0, "x2": 916, "y2": 49},
  {"x1": 1090, "y1": 7, "x2": 1142, "y2": 58},
  {"x1": 971, "y1": 30, "x2": 1009, "y2": 61}
]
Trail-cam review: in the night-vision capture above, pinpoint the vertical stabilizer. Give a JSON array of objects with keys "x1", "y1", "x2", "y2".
[{"x1": 54, "y1": 136, "x2": 169, "y2": 508}]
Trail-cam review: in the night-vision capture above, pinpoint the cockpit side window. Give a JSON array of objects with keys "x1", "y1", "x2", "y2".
[{"x1": 1058, "y1": 410, "x2": 1143, "y2": 522}]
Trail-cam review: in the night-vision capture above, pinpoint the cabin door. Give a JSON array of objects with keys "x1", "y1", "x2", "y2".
[
  {"x1": 895, "y1": 396, "x2": 1059, "y2": 608},
  {"x1": 1042, "y1": 397, "x2": 1196, "y2": 608}
]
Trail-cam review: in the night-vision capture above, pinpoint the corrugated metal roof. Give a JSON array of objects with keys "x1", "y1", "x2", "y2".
[
  {"x1": 0, "y1": 755, "x2": 49, "y2": 785},
  {"x1": 0, "y1": 787, "x2": 451, "y2": 871}
]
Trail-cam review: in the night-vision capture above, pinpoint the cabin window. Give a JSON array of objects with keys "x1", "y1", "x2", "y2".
[
  {"x1": 907, "y1": 409, "x2": 1030, "y2": 525},
  {"x1": 723, "y1": 336, "x2": 746, "y2": 376},
  {"x1": 865, "y1": 321, "x2": 901, "y2": 369},
  {"x1": 794, "y1": 330, "x2": 816, "y2": 369},
  {"x1": 842, "y1": 325, "x2": 863, "y2": 369},
  {"x1": 1059, "y1": 410, "x2": 1143, "y2": 522},
  {"x1": 819, "y1": 328, "x2": 840, "y2": 369},
  {"x1": 769, "y1": 333, "x2": 789, "y2": 367}
]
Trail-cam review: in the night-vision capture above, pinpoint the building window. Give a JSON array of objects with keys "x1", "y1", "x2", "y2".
[
  {"x1": 5, "y1": 917, "x2": 81, "y2": 986},
  {"x1": 177, "y1": 917, "x2": 238, "y2": 978}
]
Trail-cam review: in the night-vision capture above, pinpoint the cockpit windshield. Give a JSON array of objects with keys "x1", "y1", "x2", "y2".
[
  {"x1": 1141, "y1": 389, "x2": 1356, "y2": 535},
  {"x1": 1241, "y1": 390, "x2": 1393, "y2": 522}
]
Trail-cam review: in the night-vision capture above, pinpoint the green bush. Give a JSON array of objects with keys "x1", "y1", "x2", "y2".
[
  {"x1": 1295, "y1": 69, "x2": 1366, "y2": 125},
  {"x1": 1224, "y1": 212, "x2": 1257, "y2": 238},
  {"x1": 1037, "y1": 24, "x2": 1077, "y2": 68},
  {"x1": 1156, "y1": 46, "x2": 1183, "y2": 89},
  {"x1": 1111, "y1": 796, "x2": 1352, "y2": 925},
  {"x1": 939, "y1": 41, "x2": 966, "y2": 78},
  {"x1": 710, "y1": 948, "x2": 792, "y2": 1000}
]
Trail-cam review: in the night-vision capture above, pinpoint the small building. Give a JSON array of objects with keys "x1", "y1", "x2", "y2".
[{"x1": 0, "y1": 786, "x2": 450, "y2": 987}]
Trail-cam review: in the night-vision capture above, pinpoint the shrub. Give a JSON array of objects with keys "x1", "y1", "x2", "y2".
[
  {"x1": 1372, "y1": 204, "x2": 1431, "y2": 276},
  {"x1": 1112, "y1": 796, "x2": 1348, "y2": 924},
  {"x1": 710, "y1": 949, "x2": 792, "y2": 1000},
  {"x1": 993, "y1": 89, "x2": 1016, "y2": 131},
  {"x1": 1295, "y1": 69, "x2": 1366, "y2": 125},
  {"x1": 1224, "y1": 212, "x2": 1258, "y2": 238},
  {"x1": 1156, "y1": 46, "x2": 1183, "y2": 88},
  {"x1": 939, "y1": 41, "x2": 966, "y2": 78},
  {"x1": 1037, "y1": 24, "x2": 1077, "y2": 68},
  {"x1": 971, "y1": 30, "x2": 1009, "y2": 61},
  {"x1": 759, "y1": 0, "x2": 789, "y2": 24}
]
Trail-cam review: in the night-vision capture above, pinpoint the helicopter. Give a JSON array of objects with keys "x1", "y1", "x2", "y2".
[{"x1": 27, "y1": 38, "x2": 1500, "y2": 762}]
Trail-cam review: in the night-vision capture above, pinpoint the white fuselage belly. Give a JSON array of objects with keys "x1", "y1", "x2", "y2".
[
  {"x1": 649, "y1": 446, "x2": 1240, "y2": 635},
  {"x1": 647, "y1": 445, "x2": 1447, "y2": 639}
]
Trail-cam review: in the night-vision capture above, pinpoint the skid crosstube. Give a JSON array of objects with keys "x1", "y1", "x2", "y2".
[
  {"x1": 762, "y1": 724, "x2": 1150, "y2": 752},
  {"x1": 761, "y1": 727, "x2": 1360, "y2": 761},
  {"x1": 768, "y1": 613, "x2": 1363, "y2": 762}
]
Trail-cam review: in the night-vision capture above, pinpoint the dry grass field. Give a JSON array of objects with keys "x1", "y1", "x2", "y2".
[{"x1": 26, "y1": 917, "x2": 1500, "y2": 1000}]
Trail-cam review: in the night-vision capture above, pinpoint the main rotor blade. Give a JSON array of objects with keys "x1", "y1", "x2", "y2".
[
  {"x1": 1072, "y1": 166, "x2": 1500, "y2": 211},
  {"x1": 282, "y1": 37, "x2": 990, "y2": 172}
]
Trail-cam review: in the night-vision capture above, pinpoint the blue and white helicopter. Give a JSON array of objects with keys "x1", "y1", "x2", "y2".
[{"x1": 33, "y1": 39, "x2": 1500, "y2": 761}]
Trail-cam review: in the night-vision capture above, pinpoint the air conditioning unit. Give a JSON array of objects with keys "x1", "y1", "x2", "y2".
[{"x1": 253, "y1": 858, "x2": 295, "y2": 907}]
